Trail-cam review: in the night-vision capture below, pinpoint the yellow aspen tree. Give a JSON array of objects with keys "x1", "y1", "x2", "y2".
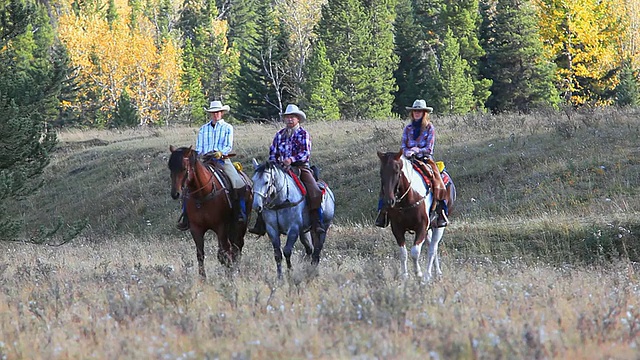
[
  {"x1": 534, "y1": 0, "x2": 623, "y2": 105},
  {"x1": 58, "y1": 0, "x2": 186, "y2": 126},
  {"x1": 616, "y1": 0, "x2": 640, "y2": 69},
  {"x1": 155, "y1": 38, "x2": 187, "y2": 125}
]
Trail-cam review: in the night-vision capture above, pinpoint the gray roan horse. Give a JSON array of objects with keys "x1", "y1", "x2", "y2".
[
  {"x1": 251, "y1": 159, "x2": 335, "y2": 278},
  {"x1": 378, "y1": 151, "x2": 449, "y2": 281}
]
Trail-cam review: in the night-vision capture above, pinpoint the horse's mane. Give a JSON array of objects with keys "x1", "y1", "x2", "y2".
[
  {"x1": 379, "y1": 151, "x2": 427, "y2": 196},
  {"x1": 254, "y1": 161, "x2": 286, "y2": 175},
  {"x1": 168, "y1": 146, "x2": 196, "y2": 171}
]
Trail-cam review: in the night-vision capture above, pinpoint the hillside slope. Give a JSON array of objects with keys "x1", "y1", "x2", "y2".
[{"x1": 14, "y1": 108, "x2": 640, "y2": 263}]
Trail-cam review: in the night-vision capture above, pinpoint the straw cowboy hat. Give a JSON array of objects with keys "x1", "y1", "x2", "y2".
[
  {"x1": 406, "y1": 99, "x2": 433, "y2": 113},
  {"x1": 283, "y1": 104, "x2": 306, "y2": 122},
  {"x1": 203, "y1": 100, "x2": 230, "y2": 113}
]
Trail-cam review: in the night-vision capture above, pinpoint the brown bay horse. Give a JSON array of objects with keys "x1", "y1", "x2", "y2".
[
  {"x1": 168, "y1": 145, "x2": 252, "y2": 279},
  {"x1": 378, "y1": 150, "x2": 454, "y2": 281}
]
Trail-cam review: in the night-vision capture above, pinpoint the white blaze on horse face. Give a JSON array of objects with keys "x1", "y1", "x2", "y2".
[{"x1": 251, "y1": 174, "x2": 268, "y2": 210}]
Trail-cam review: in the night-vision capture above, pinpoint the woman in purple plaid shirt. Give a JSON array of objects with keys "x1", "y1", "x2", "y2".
[
  {"x1": 249, "y1": 104, "x2": 325, "y2": 236},
  {"x1": 375, "y1": 99, "x2": 448, "y2": 228}
]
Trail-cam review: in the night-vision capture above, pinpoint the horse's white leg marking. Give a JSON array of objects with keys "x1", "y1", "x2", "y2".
[
  {"x1": 431, "y1": 228, "x2": 444, "y2": 276},
  {"x1": 424, "y1": 228, "x2": 444, "y2": 281},
  {"x1": 410, "y1": 241, "x2": 423, "y2": 278},
  {"x1": 399, "y1": 246, "x2": 408, "y2": 279}
]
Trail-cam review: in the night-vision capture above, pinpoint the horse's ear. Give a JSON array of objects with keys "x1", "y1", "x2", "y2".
[
  {"x1": 377, "y1": 151, "x2": 385, "y2": 160},
  {"x1": 252, "y1": 158, "x2": 260, "y2": 169},
  {"x1": 394, "y1": 150, "x2": 403, "y2": 160},
  {"x1": 170, "y1": 145, "x2": 176, "y2": 152}
]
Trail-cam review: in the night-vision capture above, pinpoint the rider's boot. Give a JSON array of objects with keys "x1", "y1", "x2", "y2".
[
  {"x1": 176, "y1": 210, "x2": 189, "y2": 231},
  {"x1": 374, "y1": 210, "x2": 389, "y2": 228},
  {"x1": 235, "y1": 187, "x2": 248, "y2": 223},
  {"x1": 435, "y1": 200, "x2": 448, "y2": 228},
  {"x1": 249, "y1": 212, "x2": 266, "y2": 236},
  {"x1": 374, "y1": 198, "x2": 389, "y2": 228},
  {"x1": 310, "y1": 208, "x2": 326, "y2": 235}
]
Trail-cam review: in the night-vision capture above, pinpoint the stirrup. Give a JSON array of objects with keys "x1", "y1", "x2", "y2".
[
  {"x1": 375, "y1": 211, "x2": 389, "y2": 228},
  {"x1": 176, "y1": 215, "x2": 189, "y2": 231},
  {"x1": 436, "y1": 211, "x2": 448, "y2": 228},
  {"x1": 249, "y1": 215, "x2": 266, "y2": 236}
]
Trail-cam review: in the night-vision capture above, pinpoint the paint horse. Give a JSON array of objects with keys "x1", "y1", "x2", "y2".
[
  {"x1": 378, "y1": 150, "x2": 454, "y2": 281},
  {"x1": 251, "y1": 160, "x2": 335, "y2": 279},
  {"x1": 168, "y1": 145, "x2": 252, "y2": 279}
]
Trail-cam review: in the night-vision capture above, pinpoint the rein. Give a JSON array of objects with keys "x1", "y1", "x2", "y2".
[
  {"x1": 387, "y1": 164, "x2": 427, "y2": 210},
  {"x1": 255, "y1": 166, "x2": 304, "y2": 210},
  {"x1": 183, "y1": 160, "x2": 225, "y2": 203}
]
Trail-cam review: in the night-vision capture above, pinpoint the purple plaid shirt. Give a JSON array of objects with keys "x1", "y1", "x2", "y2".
[
  {"x1": 269, "y1": 126, "x2": 311, "y2": 165},
  {"x1": 401, "y1": 122, "x2": 435, "y2": 158}
]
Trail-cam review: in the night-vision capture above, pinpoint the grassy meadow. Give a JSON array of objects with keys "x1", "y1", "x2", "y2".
[{"x1": 1, "y1": 108, "x2": 639, "y2": 358}]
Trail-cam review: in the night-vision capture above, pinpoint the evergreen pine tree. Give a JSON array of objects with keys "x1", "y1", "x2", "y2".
[
  {"x1": 413, "y1": 0, "x2": 490, "y2": 110},
  {"x1": 181, "y1": 38, "x2": 207, "y2": 122},
  {"x1": 0, "y1": 0, "x2": 69, "y2": 239},
  {"x1": 110, "y1": 90, "x2": 140, "y2": 128},
  {"x1": 106, "y1": 0, "x2": 118, "y2": 27},
  {"x1": 178, "y1": 0, "x2": 237, "y2": 120},
  {"x1": 365, "y1": 0, "x2": 398, "y2": 118},
  {"x1": 304, "y1": 40, "x2": 340, "y2": 120},
  {"x1": 393, "y1": 0, "x2": 423, "y2": 112},
  {"x1": 317, "y1": 0, "x2": 397, "y2": 119},
  {"x1": 233, "y1": 0, "x2": 290, "y2": 120},
  {"x1": 615, "y1": 60, "x2": 640, "y2": 107},
  {"x1": 480, "y1": 0, "x2": 558, "y2": 112},
  {"x1": 440, "y1": 28, "x2": 475, "y2": 114}
]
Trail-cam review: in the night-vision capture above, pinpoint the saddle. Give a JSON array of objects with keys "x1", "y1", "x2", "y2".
[
  {"x1": 411, "y1": 158, "x2": 447, "y2": 201},
  {"x1": 203, "y1": 159, "x2": 250, "y2": 193},
  {"x1": 287, "y1": 166, "x2": 327, "y2": 196}
]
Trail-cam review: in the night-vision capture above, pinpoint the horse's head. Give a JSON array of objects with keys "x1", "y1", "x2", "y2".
[
  {"x1": 168, "y1": 145, "x2": 196, "y2": 200},
  {"x1": 251, "y1": 159, "x2": 281, "y2": 212},
  {"x1": 378, "y1": 150, "x2": 405, "y2": 208}
]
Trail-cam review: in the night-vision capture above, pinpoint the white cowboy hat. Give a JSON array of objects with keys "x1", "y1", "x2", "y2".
[
  {"x1": 203, "y1": 100, "x2": 230, "y2": 113},
  {"x1": 405, "y1": 99, "x2": 433, "y2": 113},
  {"x1": 282, "y1": 104, "x2": 306, "y2": 122}
]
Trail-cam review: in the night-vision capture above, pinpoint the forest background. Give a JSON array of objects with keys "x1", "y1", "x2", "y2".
[{"x1": 3, "y1": 0, "x2": 640, "y2": 237}]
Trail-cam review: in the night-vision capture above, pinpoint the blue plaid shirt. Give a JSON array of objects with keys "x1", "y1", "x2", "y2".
[
  {"x1": 269, "y1": 126, "x2": 311, "y2": 165},
  {"x1": 195, "y1": 120, "x2": 233, "y2": 155}
]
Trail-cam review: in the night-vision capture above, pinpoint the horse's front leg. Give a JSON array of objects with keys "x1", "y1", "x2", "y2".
[
  {"x1": 214, "y1": 225, "x2": 232, "y2": 267},
  {"x1": 410, "y1": 228, "x2": 427, "y2": 279},
  {"x1": 283, "y1": 226, "x2": 300, "y2": 271},
  {"x1": 190, "y1": 227, "x2": 207, "y2": 279},
  {"x1": 299, "y1": 231, "x2": 313, "y2": 261},
  {"x1": 391, "y1": 225, "x2": 408, "y2": 279},
  {"x1": 266, "y1": 223, "x2": 283, "y2": 279}
]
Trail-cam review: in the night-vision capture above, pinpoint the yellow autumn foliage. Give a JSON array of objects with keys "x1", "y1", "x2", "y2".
[
  {"x1": 534, "y1": 0, "x2": 623, "y2": 105},
  {"x1": 57, "y1": 0, "x2": 187, "y2": 125}
]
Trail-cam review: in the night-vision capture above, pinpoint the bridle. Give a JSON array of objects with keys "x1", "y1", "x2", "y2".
[
  {"x1": 254, "y1": 165, "x2": 304, "y2": 210},
  {"x1": 385, "y1": 159, "x2": 427, "y2": 210},
  {"x1": 178, "y1": 153, "x2": 223, "y2": 201}
]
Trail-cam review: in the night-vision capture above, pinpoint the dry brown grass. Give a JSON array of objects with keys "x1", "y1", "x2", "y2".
[
  {"x1": 1, "y1": 231, "x2": 639, "y2": 359},
  {"x1": 2, "y1": 108, "x2": 640, "y2": 358}
]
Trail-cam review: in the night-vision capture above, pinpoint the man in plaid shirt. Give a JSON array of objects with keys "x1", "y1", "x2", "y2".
[{"x1": 249, "y1": 104, "x2": 325, "y2": 236}]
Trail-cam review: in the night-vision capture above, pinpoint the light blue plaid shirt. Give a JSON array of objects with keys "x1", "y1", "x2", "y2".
[{"x1": 195, "y1": 120, "x2": 233, "y2": 155}]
